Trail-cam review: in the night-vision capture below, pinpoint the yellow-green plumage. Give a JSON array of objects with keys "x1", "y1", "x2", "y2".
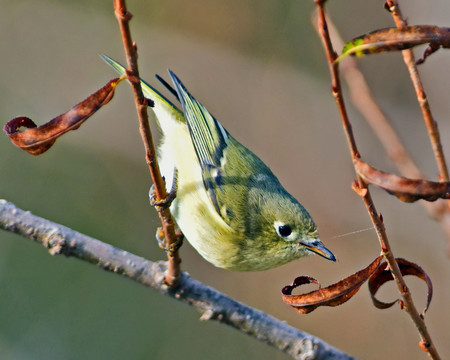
[{"x1": 102, "y1": 55, "x2": 335, "y2": 270}]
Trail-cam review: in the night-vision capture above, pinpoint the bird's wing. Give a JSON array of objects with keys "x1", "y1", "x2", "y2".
[
  {"x1": 102, "y1": 56, "x2": 233, "y2": 221},
  {"x1": 169, "y1": 70, "x2": 230, "y2": 217}
]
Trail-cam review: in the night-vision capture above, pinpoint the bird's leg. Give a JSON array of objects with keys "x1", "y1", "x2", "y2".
[
  {"x1": 149, "y1": 169, "x2": 177, "y2": 209},
  {"x1": 156, "y1": 226, "x2": 184, "y2": 254},
  {"x1": 150, "y1": 169, "x2": 183, "y2": 255}
]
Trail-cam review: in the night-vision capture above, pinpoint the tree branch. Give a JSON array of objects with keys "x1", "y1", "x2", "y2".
[
  {"x1": 0, "y1": 199, "x2": 355, "y2": 360},
  {"x1": 386, "y1": 0, "x2": 450, "y2": 186},
  {"x1": 316, "y1": 12, "x2": 450, "y2": 253},
  {"x1": 113, "y1": 0, "x2": 181, "y2": 286},
  {"x1": 314, "y1": 1, "x2": 441, "y2": 359}
]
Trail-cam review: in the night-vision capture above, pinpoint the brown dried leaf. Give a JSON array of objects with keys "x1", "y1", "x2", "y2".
[
  {"x1": 368, "y1": 258, "x2": 433, "y2": 313},
  {"x1": 4, "y1": 77, "x2": 123, "y2": 155},
  {"x1": 354, "y1": 157, "x2": 450, "y2": 202},
  {"x1": 339, "y1": 25, "x2": 450, "y2": 64},
  {"x1": 282, "y1": 256, "x2": 382, "y2": 314}
]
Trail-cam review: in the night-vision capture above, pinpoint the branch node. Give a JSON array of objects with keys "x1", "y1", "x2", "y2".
[
  {"x1": 419, "y1": 340, "x2": 431, "y2": 352},
  {"x1": 384, "y1": 1, "x2": 394, "y2": 12},
  {"x1": 124, "y1": 70, "x2": 139, "y2": 84},
  {"x1": 351, "y1": 180, "x2": 368, "y2": 197},
  {"x1": 297, "y1": 338, "x2": 316, "y2": 359},
  {"x1": 44, "y1": 229, "x2": 68, "y2": 256},
  {"x1": 200, "y1": 309, "x2": 215, "y2": 321},
  {"x1": 331, "y1": 85, "x2": 339, "y2": 96},
  {"x1": 114, "y1": 5, "x2": 132, "y2": 22}
]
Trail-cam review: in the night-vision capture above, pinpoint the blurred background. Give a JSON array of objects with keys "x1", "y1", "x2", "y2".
[{"x1": 0, "y1": 0, "x2": 449, "y2": 359}]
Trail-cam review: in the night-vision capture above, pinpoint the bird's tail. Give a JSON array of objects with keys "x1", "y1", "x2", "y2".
[{"x1": 100, "y1": 54, "x2": 185, "y2": 128}]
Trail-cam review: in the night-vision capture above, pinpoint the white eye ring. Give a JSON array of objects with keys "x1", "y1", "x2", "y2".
[{"x1": 274, "y1": 221, "x2": 295, "y2": 240}]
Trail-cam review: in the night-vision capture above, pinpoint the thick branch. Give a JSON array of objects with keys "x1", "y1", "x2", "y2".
[{"x1": 0, "y1": 200, "x2": 354, "y2": 360}]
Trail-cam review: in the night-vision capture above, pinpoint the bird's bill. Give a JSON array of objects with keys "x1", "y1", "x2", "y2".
[{"x1": 301, "y1": 240, "x2": 336, "y2": 262}]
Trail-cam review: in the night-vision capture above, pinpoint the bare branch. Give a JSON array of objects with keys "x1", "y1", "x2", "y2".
[
  {"x1": 386, "y1": 0, "x2": 450, "y2": 185},
  {"x1": 113, "y1": 0, "x2": 181, "y2": 286},
  {"x1": 314, "y1": 1, "x2": 441, "y2": 358},
  {"x1": 0, "y1": 199, "x2": 355, "y2": 360},
  {"x1": 320, "y1": 14, "x2": 450, "y2": 250}
]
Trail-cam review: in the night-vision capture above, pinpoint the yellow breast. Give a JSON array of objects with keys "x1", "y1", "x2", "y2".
[{"x1": 158, "y1": 120, "x2": 236, "y2": 268}]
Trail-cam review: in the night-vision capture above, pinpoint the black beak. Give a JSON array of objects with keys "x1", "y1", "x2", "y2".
[{"x1": 300, "y1": 240, "x2": 336, "y2": 261}]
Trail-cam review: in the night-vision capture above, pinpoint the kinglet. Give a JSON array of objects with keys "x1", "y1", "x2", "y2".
[{"x1": 102, "y1": 55, "x2": 335, "y2": 271}]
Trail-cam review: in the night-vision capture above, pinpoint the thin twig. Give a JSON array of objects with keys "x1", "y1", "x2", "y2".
[
  {"x1": 319, "y1": 14, "x2": 450, "y2": 253},
  {"x1": 314, "y1": 1, "x2": 441, "y2": 359},
  {"x1": 0, "y1": 200, "x2": 355, "y2": 360},
  {"x1": 385, "y1": 1, "x2": 449, "y2": 185},
  {"x1": 113, "y1": 0, "x2": 180, "y2": 286}
]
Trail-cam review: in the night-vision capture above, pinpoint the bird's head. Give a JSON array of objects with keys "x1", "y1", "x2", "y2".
[{"x1": 246, "y1": 182, "x2": 336, "y2": 268}]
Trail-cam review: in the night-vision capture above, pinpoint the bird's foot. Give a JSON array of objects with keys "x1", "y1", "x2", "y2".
[
  {"x1": 149, "y1": 170, "x2": 178, "y2": 210},
  {"x1": 156, "y1": 227, "x2": 184, "y2": 255},
  {"x1": 149, "y1": 184, "x2": 176, "y2": 210}
]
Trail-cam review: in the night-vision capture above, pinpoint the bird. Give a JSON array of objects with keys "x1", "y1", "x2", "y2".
[{"x1": 101, "y1": 55, "x2": 335, "y2": 271}]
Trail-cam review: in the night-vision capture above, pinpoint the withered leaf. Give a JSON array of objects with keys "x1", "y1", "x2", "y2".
[
  {"x1": 368, "y1": 258, "x2": 433, "y2": 313},
  {"x1": 354, "y1": 157, "x2": 450, "y2": 202},
  {"x1": 338, "y1": 25, "x2": 450, "y2": 64},
  {"x1": 282, "y1": 256, "x2": 382, "y2": 314},
  {"x1": 4, "y1": 77, "x2": 123, "y2": 155}
]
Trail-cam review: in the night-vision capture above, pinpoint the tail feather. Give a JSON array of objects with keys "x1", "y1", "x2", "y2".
[
  {"x1": 100, "y1": 54, "x2": 184, "y2": 127},
  {"x1": 168, "y1": 70, "x2": 228, "y2": 172},
  {"x1": 155, "y1": 74, "x2": 179, "y2": 101}
]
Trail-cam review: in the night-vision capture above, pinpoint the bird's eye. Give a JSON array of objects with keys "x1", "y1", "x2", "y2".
[{"x1": 277, "y1": 224, "x2": 292, "y2": 237}]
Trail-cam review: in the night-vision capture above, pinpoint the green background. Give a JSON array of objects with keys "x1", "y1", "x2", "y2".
[{"x1": 0, "y1": 1, "x2": 449, "y2": 359}]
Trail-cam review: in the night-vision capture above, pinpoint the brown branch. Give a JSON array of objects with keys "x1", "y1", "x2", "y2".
[
  {"x1": 385, "y1": 1, "x2": 450, "y2": 184},
  {"x1": 113, "y1": 0, "x2": 180, "y2": 286},
  {"x1": 320, "y1": 13, "x2": 450, "y2": 252},
  {"x1": 0, "y1": 200, "x2": 355, "y2": 360},
  {"x1": 314, "y1": 1, "x2": 441, "y2": 359}
]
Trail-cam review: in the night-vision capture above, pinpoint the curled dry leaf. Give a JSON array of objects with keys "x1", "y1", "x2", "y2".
[
  {"x1": 283, "y1": 256, "x2": 433, "y2": 315},
  {"x1": 338, "y1": 25, "x2": 450, "y2": 64},
  {"x1": 354, "y1": 157, "x2": 450, "y2": 202},
  {"x1": 282, "y1": 256, "x2": 382, "y2": 314},
  {"x1": 4, "y1": 77, "x2": 123, "y2": 155},
  {"x1": 368, "y1": 258, "x2": 433, "y2": 313}
]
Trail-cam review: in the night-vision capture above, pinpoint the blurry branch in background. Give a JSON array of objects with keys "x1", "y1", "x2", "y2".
[
  {"x1": 0, "y1": 200, "x2": 355, "y2": 360},
  {"x1": 318, "y1": 12, "x2": 450, "y2": 253},
  {"x1": 112, "y1": 0, "x2": 181, "y2": 286},
  {"x1": 314, "y1": 0, "x2": 442, "y2": 359}
]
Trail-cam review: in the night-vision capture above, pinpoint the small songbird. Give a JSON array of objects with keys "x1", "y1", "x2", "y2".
[{"x1": 102, "y1": 55, "x2": 335, "y2": 271}]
